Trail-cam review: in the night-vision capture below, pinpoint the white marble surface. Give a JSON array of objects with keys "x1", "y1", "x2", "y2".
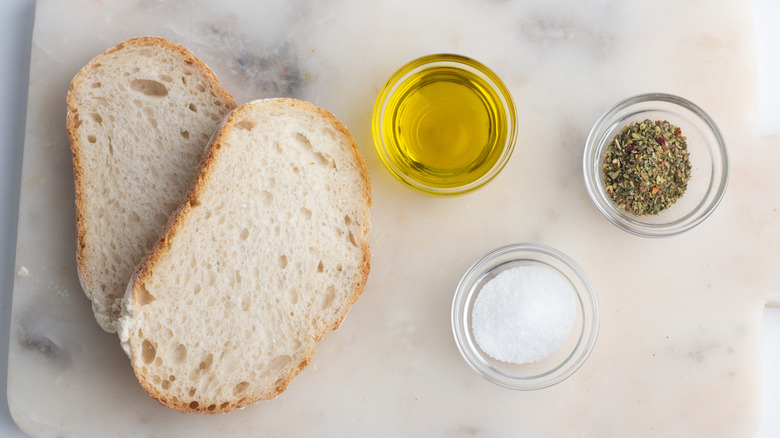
[{"x1": 3, "y1": 0, "x2": 780, "y2": 437}]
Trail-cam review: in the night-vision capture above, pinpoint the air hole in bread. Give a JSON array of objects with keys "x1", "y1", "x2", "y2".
[
  {"x1": 196, "y1": 84, "x2": 206, "y2": 92},
  {"x1": 72, "y1": 113, "x2": 82, "y2": 128},
  {"x1": 91, "y1": 81, "x2": 102, "y2": 88},
  {"x1": 188, "y1": 103, "x2": 197, "y2": 112},
  {"x1": 152, "y1": 374, "x2": 161, "y2": 385},
  {"x1": 220, "y1": 402, "x2": 230, "y2": 410},
  {"x1": 344, "y1": 215, "x2": 352, "y2": 226},
  {"x1": 279, "y1": 255, "x2": 288, "y2": 269},
  {"x1": 199, "y1": 353, "x2": 213, "y2": 371},
  {"x1": 233, "y1": 381, "x2": 250, "y2": 396},
  {"x1": 129, "y1": 211, "x2": 140, "y2": 222},
  {"x1": 137, "y1": 284, "x2": 157, "y2": 306},
  {"x1": 130, "y1": 79, "x2": 169, "y2": 97},
  {"x1": 154, "y1": 212, "x2": 168, "y2": 226},
  {"x1": 336, "y1": 264, "x2": 343, "y2": 272},
  {"x1": 207, "y1": 404, "x2": 216, "y2": 412},
  {"x1": 142, "y1": 339, "x2": 157, "y2": 364},
  {"x1": 235, "y1": 269, "x2": 242, "y2": 284},
  {"x1": 314, "y1": 151, "x2": 330, "y2": 166},
  {"x1": 321, "y1": 285, "x2": 336, "y2": 310},
  {"x1": 348, "y1": 231, "x2": 358, "y2": 247},
  {"x1": 159, "y1": 74, "x2": 174, "y2": 83},
  {"x1": 189, "y1": 401, "x2": 199, "y2": 410},
  {"x1": 87, "y1": 135, "x2": 97, "y2": 143},
  {"x1": 236, "y1": 120, "x2": 254, "y2": 131},
  {"x1": 240, "y1": 228, "x2": 249, "y2": 240},
  {"x1": 274, "y1": 377, "x2": 288, "y2": 392},
  {"x1": 154, "y1": 357, "x2": 162, "y2": 366},
  {"x1": 294, "y1": 132, "x2": 330, "y2": 166},
  {"x1": 207, "y1": 272, "x2": 216, "y2": 286},
  {"x1": 317, "y1": 261, "x2": 324, "y2": 273},
  {"x1": 261, "y1": 191, "x2": 273, "y2": 204},
  {"x1": 294, "y1": 133, "x2": 312, "y2": 149},
  {"x1": 161, "y1": 379, "x2": 171, "y2": 390},
  {"x1": 267, "y1": 355, "x2": 292, "y2": 375},
  {"x1": 188, "y1": 388, "x2": 196, "y2": 397},
  {"x1": 288, "y1": 288, "x2": 299, "y2": 304},
  {"x1": 210, "y1": 113, "x2": 220, "y2": 121},
  {"x1": 193, "y1": 284, "x2": 201, "y2": 295},
  {"x1": 241, "y1": 298, "x2": 250, "y2": 311},
  {"x1": 180, "y1": 129, "x2": 190, "y2": 139},
  {"x1": 301, "y1": 207, "x2": 312, "y2": 220},
  {"x1": 148, "y1": 118, "x2": 158, "y2": 129},
  {"x1": 89, "y1": 113, "x2": 103, "y2": 124},
  {"x1": 133, "y1": 99, "x2": 142, "y2": 108}
]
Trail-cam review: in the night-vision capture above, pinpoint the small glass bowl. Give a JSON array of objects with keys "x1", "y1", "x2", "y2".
[
  {"x1": 583, "y1": 93, "x2": 729, "y2": 237},
  {"x1": 451, "y1": 244, "x2": 599, "y2": 390},
  {"x1": 372, "y1": 54, "x2": 517, "y2": 196}
]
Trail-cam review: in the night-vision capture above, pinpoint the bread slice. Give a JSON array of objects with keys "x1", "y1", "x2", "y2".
[
  {"x1": 117, "y1": 98, "x2": 371, "y2": 414},
  {"x1": 67, "y1": 37, "x2": 237, "y2": 332}
]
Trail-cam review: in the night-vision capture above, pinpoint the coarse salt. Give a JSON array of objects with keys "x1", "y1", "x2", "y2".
[{"x1": 471, "y1": 265, "x2": 576, "y2": 364}]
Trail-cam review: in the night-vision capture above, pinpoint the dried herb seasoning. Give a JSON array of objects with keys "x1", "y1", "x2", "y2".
[{"x1": 603, "y1": 119, "x2": 692, "y2": 216}]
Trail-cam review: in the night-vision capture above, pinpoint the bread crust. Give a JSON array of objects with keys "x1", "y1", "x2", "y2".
[
  {"x1": 66, "y1": 37, "x2": 237, "y2": 332},
  {"x1": 127, "y1": 98, "x2": 372, "y2": 413}
]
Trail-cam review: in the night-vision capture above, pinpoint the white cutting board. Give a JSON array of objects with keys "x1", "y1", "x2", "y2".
[{"x1": 8, "y1": 0, "x2": 780, "y2": 436}]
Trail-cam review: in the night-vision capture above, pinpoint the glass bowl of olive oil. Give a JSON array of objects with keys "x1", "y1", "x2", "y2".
[{"x1": 372, "y1": 54, "x2": 517, "y2": 196}]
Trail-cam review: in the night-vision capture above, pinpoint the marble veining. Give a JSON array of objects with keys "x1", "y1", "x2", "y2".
[{"x1": 7, "y1": 0, "x2": 779, "y2": 437}]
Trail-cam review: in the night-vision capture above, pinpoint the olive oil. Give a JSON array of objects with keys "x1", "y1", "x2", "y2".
[{"x1": 373, "y1": 55, "x2": 516, "y2": 195}]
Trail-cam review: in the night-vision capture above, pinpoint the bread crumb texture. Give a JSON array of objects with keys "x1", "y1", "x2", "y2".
[
  {"x1": 126, "y1": 99, "x2": 371, "y2": 413},
  {"x1": 68, "y1": 37, "x2": 235, "y2": 332}
]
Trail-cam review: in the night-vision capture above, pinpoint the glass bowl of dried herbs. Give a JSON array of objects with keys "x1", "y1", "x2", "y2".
[{"x1": 583, "y1": 93, "x2": 729, "y2": 238}]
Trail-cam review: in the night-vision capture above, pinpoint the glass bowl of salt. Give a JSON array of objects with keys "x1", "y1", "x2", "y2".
[{"x1": 451, "y1": 243, "x2": 599, "y2": 390}]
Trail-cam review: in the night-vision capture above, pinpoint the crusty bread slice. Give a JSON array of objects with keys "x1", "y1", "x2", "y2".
[
  {"x1": 67, "y1": 37, "x2": 237, "y2": 332},
  {"x1": 117, "y1": 98, "x2": 371, "y2": 414}
]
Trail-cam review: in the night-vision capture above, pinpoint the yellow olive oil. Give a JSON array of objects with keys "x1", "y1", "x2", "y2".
[{"x1": 374, "y1": 55, "x2": 515, "y2": 195}]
